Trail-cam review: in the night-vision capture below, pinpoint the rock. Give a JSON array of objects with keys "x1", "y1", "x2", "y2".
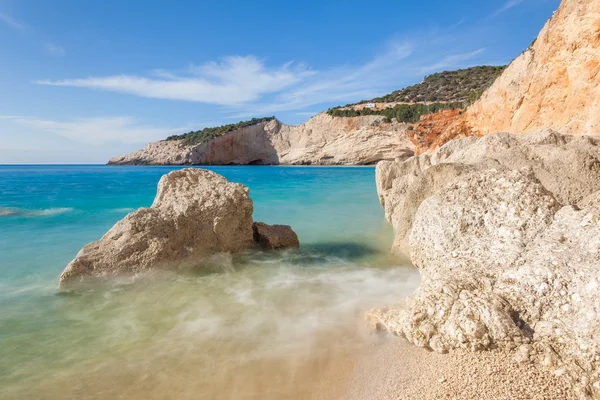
[
  {"x1": 410, "y1": 0, "x2": 600, "y2": 153},
  {"x1": 372, "y1": 131, "x2": 600, "y2": 396},
  {"x1": 60, "y1": 169, "x2": 292, "y2": 286},
  {"x1": 377, "y1": 130, "x2": 600, "y2": 255},
  {"x1": 514, "y1": 345, "x2": 533, "y2": 364},
  {"x1": 252, "y1": 222, "x2": 300, "y2": 250},
  {"x1": 109, "y1": 114, "x2": 415, "y2": 166}
]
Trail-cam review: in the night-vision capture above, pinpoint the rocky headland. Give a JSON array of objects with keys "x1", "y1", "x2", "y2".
[
  {"x1": 59, "y1": 168, "x2": 298, "y2": 286},
  {"x1": 409, "y1": 0, "x2": 600, "y2": 153},
  {"x1": 369, "y1": 130, "x2": 600, "y2": 397},
  {"x1": 367, "y1": 0, "x2": 600, "y2": 396},
  {"x1": 108, "y1": 113, "x2": 415, "y2": 166}
]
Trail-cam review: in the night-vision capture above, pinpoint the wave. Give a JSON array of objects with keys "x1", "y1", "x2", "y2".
[
  {"x1": 0, "y1": 207, "x2": 74, "y2": 217},
  {"x1": 111, "y1": 207, "x2": 135, "y2": 213}
]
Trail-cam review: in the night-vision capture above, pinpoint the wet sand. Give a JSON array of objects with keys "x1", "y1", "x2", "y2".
[{"x1": 7, "y1": 320, "x2": 577, "y2": 399}]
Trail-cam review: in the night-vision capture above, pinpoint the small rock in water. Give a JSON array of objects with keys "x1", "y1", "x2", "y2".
[{"x1": 253, "y1": 222, "x2": 300, "y2": 250}]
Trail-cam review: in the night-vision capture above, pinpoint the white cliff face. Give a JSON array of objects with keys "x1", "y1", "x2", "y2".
[
  {"x1": 371, "y1": 131, "x2": 600, "y2": 397},
  {"x1": 59, "y1": 169, "x2": 298, "y2": 286},
  {"x1": 466, "y1": 0, "x2": 600, "y2": 137},
  {"x1": 270, "y1": 114, "x2": 414, "y2": 165},
  {"x1": 108, "y1": 113, "x2": 415, "y2": 165}
]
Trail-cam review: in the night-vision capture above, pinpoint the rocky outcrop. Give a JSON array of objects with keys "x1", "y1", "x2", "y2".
[
  {"x1": 109, "y1": 113, "x2": 415, "y2": 166},
  {"x1": 407, "y1": 109, "x2": 464, "y2": 154},
  {"x1": 370, "y1": 130, "x2": 600, "y2": 397},
  {"x1": 59, "y1": 168, "x2": 298, "y2": 286},
  {"x1": 109, "y1": 122, "x2": 281, "y2": 166},
  {"x1": 252, "y1": 222, "x2": 300, "y2": 250},
  {"x1": 410, "y1": 0, "x2": 600, "y2": 153}
]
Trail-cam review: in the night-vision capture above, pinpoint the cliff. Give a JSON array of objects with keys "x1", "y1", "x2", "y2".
[
  {"x1": 411, "y1": 0, "x2": 600, "y2": 153},
  {"x1": 108, "y1": 113, "x2": 415, "y2": 165},
  {"x1": 371, "y1": 130, "x2": 600, "y2": 397}
]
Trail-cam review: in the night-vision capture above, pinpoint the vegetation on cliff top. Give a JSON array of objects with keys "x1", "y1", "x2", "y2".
[
  {"x1": 368, "y1": 65, "x2": 506, "y2": 104},
  {"x1": 166, "y1": 117, "x2": 276, "y2": 145},
  {"x1": 326, "y1": 65, "x2": 505, "y2": 122},
  {"x1": 327, "y1": 102, "x2": 463, "y2": 123}
]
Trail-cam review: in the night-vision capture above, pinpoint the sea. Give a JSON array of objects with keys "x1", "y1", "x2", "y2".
[{"x1": 0, "y1": 165, "x2": 419, "y2": 399}]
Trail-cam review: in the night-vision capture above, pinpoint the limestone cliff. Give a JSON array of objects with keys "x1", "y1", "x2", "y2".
[
  {"x1": 371, "y1": 131, "x2": 600, "y2": 397},
  {"x1": 412, "y1": 0, "x2": 600, "y2": 153},
  {"x1": 108, "y1": 113, "x2": 414, "y2": 165}
]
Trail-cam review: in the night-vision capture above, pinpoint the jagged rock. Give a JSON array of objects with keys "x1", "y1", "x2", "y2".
[
  {"x1": 109, "y1": 114, "x2": 415, "y2": 166},
  {"x1": 411, "y1": 0, "x2": 600, "y2": 153},
  {"x1": 60, "y1": 169, "x2": 259, "y2": 286},
  {"x1": 371, "y1": 130, "x2": 600, "y2": 396},
  {"x1": 252, "y1": 222, "x2": 300, "y2": 250},
  {"x1": 377, "y1": 130, "x2": 600, "y2": 255}
]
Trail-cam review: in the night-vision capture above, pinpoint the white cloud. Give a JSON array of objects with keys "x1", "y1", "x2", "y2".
[
  {"x1": 37, "y1": 56, "x2": 314, "y2": 106},
  {"x1": 231, "y1": 42, "x2": 488, "y2": 118},
  {"x1": 35, "y1": 32, "x2": 494, "y2": 118},
  {"x1": 492, "y1": 0, "x2": 525, "y2": 16},
  {"x1": 0, "y1": 116, "x2": 186, "y2": 145},
  {"x1": 44, "y1": 41, "x2": 66, "y2": 56},
  {"x1": 0, "y1": 12, "x2": 26, "y2": 30}
]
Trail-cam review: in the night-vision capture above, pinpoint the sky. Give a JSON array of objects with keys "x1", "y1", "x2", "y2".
[{"x1": 0, "y1": 0, "x2": 561, "y2": 163}]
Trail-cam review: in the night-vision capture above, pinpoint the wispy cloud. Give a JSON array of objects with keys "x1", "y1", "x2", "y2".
[
  {"x1": 0, "y1": 12, "x2": 27, "y2": 30},
  {"x1": 37, "y1": 56, "x2": 314, "y2": 105},
  {"x1": 230, "y1": 43, "x2": 488, "y2": 118},
  {"x1": 0, "y1": 116, "x2": 187, "y2": 144},
  {"x1": 418, "y1": 49, "x2": 486, "y2": 74},
  {"x1": 492, "y1": 0, "x2": 525, "y2": 16},
  {"x1": 36, "y1": 32, "x2": 493, "y2": 118},
  {"x1": 43, "y1": 41, "x2": 66, "y2": 56},
  {"x1": 1, "y1": 11, "x2": 67, "y2": 57}
]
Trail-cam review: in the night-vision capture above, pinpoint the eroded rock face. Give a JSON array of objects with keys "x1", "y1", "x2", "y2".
[
  {"x1": 410, "y1": 0, "x2": 600, "y2": 153},
  {"x1": 252, "y1": 222, "x2": 300, "y2": 250},
  {"x1": 371, "y1": 131, "x2": 600, "y2": 396},
  {"x1": 60, "y1": 169, "x2": 256, "y2": 286},
  {"x1": 109, "y1": 114, "x2": 415, "y2": 166},
  {"x1": 271, "y1": 113, "x2": 414, "y2": 165}
]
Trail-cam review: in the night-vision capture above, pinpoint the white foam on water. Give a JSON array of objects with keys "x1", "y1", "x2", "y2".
[
  {"x1": 1, "y1": 247, "x2": 420, "y2": 399},
  {"x1": 0, "y1": 207, "x2": 74, "y2": 217}
]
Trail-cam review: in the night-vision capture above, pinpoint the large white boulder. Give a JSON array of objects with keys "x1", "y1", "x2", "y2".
[
  {"x1": 60, "y1": 169, "x2": 256, "y2": 285},
  {"x1": 371, "y1": 131, "x2": 600, "y2": 396}
]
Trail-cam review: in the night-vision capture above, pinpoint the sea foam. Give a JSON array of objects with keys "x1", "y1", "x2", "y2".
[{"x1": 0, "y1": 207, "x2": 74, "y2": 217}]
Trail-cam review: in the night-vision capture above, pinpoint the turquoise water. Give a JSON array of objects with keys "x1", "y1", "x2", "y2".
[{"x1": 0, "y1": 165, "x2": 418, "y2": 399}]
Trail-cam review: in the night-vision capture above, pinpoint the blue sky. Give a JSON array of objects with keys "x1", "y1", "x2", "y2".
[{"x1": 0, "y1": 0, "x2": 560, "y2": 163}]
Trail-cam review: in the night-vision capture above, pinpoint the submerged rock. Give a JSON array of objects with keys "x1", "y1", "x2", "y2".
[
  {"x1": 59, "y1": 168, "x2": 297, "y2": 286},
  {"x1": 252, "y1": 222, "x2": 300, "y2": 250},
  {"x1": 371, "y1": 130, "x2": 600, "y2": 396}
]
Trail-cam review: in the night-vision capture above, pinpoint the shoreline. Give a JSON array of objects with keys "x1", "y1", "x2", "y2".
[{"x1": 318, "y1": 336, "x2": 578, "y2": 400}]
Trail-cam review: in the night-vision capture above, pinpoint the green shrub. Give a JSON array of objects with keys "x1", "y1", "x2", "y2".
[
  {"x1": 364, "y1": 65, "x2": 506, "y2": 104},
  {"x1": 166, "y1": 117, "x2": 275, "y2": 145},
  {"x1": 326, "y1": 102, "x2": 463, "y2": 123}
]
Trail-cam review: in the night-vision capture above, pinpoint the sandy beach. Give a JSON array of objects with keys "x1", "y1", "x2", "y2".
[{"x1": 319, "y1": 336, "x2": 577, "y2": 400}]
